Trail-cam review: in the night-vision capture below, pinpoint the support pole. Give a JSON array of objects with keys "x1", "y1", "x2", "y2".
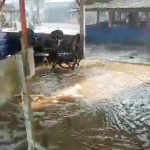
[
  {"x1": 0, "y1": 0, "x2": 5, "y2": 10},
  {"x1": 19, "y1": 0, "x2": 28, "y2": 49},
  {"x1": 108, "y1": 11, "x2": 112, "y2": 31},
  {"x1": 29, "y1": 1, "x2": 33, "y2": 22},
  {"x1": 19, "y1": 0, "x2": 35, "y2": 150},
  {"x1": 0, "y1": 0, "x2": 6, "y2": 31},
  {"x1": 96, "y1": 10, "x2": 100, "y2": 24},
  {"x1": 79, "y1": 0, "x2": 85, "y2": 58}
]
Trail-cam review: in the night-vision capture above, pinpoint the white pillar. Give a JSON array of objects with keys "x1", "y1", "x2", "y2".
[{"x1": 80, "y1": 0, "x2": 85, "y2": 58}]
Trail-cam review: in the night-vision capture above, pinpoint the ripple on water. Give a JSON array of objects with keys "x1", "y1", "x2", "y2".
[{"x1": 1, "y1": 60, "x2": 150, "y2": 149}]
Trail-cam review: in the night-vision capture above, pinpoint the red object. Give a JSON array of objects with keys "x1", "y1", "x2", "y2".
[
  {"x1": 76, "y1": 0, "x2": 87, "y2": 6},
  {"x1": 0, "y1": 0, "x2": 5, "y2": 11},
  {"x1": 19, "y1": 0, "x2": 28, "y2": 48}
]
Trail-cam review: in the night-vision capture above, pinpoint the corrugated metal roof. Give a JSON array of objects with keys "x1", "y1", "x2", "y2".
[{"x1": 85, "y1": 0, "x2": 150, "y2": 9}]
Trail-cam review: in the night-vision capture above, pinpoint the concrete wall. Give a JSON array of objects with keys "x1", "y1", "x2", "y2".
[
  {"x1": 0, "y1": 56, "x2": 20, "y2": 106},
  {"x1": 0, "y1": 49, "x2": 35, "y2": 106}
]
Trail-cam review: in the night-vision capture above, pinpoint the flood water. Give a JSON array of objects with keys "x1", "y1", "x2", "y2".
[{"x1": 1, "y1": 44, "x2": 150, "y2": 150}]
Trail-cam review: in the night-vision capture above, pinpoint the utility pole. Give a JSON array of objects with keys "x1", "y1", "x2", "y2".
[
  {"x1": 79, "y1": 0, "x2": 85, "y2": 58},
  {"x1": 19, "y1": 0, "x2": 35, "y2": 149}
]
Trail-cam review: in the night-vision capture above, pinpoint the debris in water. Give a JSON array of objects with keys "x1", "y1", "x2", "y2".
[
  {"x1": 30, "y1": 84, "x2": 83, "y2": 111},
  {"x1": 0, "y1": 130, "x2": 13, "y2": 144},
  {"x1": 129, "y1": 56, "x2": 135, "y2": 59},
  {"x1": 12, "y1": 131, "x2": 26, "y2": 138},
  {"x1": 33, "y1": 112, "x2": 45, "y2": 117},
  {"x1": 39, "y1": 120, "x2": 58, "y2": 128}
]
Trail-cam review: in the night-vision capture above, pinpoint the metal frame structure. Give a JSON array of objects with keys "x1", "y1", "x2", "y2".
[
  {"x1": 77, "y1": 0, "x2": 85, "y2": 58},
  {"x1": 85, "y1": 0, "x2": 150, "y2": 26}
]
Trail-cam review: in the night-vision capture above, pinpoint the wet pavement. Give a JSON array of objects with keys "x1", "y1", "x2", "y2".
[
  {"x1": 1, "y1": 44, "x2": 150, "y2": 149},
  {"x1": 86, "y1": 44, "x2": 150, "y2": 64}
]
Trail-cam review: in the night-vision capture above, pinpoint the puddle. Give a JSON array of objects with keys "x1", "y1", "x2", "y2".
[{"x1": 1, "y1": 45, "x2": 150, "y2": 149}]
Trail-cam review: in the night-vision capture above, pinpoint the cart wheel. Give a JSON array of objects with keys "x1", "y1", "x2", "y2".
[
  {"x1": 58, "y1": 62, "x2": 75, "y2": 70},
  {"x1": 52, "y1": 62, "x2": 58, "y2": 68},
  {"x1": 57, "y1": 51, "x2": 78, "y2": 70}
]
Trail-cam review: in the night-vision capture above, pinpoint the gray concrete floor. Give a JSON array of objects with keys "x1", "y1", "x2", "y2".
[{"x1": 86, "y1": 44, "x2": 150, "y2": 64}]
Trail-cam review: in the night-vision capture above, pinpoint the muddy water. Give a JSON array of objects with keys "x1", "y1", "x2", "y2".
[
  {"x1": 29, "y1": 59, "x2": 150, "y2": 150},
  {"x1": 1, "y1": 48, "x2": 150, "y2": 149}
]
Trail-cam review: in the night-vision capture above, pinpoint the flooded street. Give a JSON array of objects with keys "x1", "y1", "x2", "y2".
[{"x1": 1, "y1": 44, "x2": 150, "y2": 149}]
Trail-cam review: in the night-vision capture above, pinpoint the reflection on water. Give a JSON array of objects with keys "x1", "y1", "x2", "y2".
[{"x1": 1, "y1": 58, "x2": 150, "y2": 149}]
